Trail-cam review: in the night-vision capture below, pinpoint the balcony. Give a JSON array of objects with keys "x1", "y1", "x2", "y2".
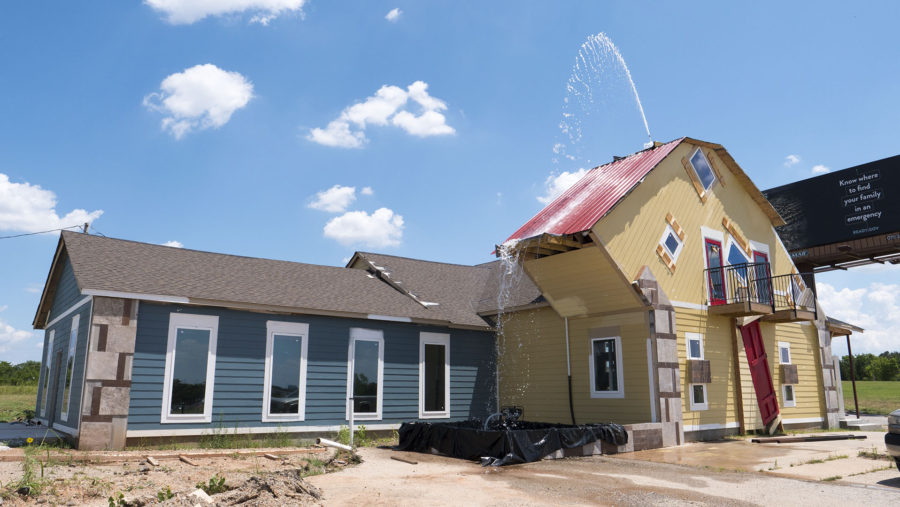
[{"x1": 704, "y1": 263, "x2": 817, "y2": 321}]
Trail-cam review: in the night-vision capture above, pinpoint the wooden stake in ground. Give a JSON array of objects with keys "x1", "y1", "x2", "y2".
[
  {"x1": 146, "y1": 456, "x2": 159, "y2": 467},
  {"x1": 390, "y1": 455, "x2": 418, "y2": 465},
  {"x1": 263, "y1": 453, "x2": 280, "y2": 461},
  {"x1": 179, "y1": 455, "x2": 198, "y2": 466}
]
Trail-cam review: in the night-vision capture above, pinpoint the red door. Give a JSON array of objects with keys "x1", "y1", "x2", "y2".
[
  {"x1": 740, "y1": 321, "x2": 779, "y2": 426},
  {"x1": 705, "y1": 238, "x2": 726, "y2": 305}
]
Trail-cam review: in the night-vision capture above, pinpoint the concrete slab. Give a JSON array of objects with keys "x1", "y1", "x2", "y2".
[{"x1": 0, "y1": 423, "x2": 63, "y2": 446}]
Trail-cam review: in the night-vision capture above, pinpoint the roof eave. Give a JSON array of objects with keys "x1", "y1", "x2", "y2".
[{"x1": 32, "y1": 235, "x2": 69, "y2": 329}]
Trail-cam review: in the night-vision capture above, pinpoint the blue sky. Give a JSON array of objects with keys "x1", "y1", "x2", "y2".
[{"x1": 1, "y1": 1, "x2": 899, "y2": 362}]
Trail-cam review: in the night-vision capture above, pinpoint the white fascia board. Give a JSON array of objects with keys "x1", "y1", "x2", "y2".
[
  {"x1": 81, "y1": 289, "x2": 189, "y2": 304},
  {"x1": 127, "y1": 422, "x2": 402, "y2": 438},
  {"x1": 45, "y1": 296, "x2": 92, "y2": 329},
  {"x1": 367, "y1": 314, "x2": 412, "y2": 323}
]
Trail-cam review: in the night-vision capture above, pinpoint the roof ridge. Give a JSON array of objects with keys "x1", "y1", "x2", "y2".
[{"x1": 355, "y1": 251, "x2": 492, "y2": 269}]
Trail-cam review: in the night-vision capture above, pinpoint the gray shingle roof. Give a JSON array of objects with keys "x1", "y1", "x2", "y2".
[{"x1": 58, "y1": 231, "x2": 454, "y2": 325}]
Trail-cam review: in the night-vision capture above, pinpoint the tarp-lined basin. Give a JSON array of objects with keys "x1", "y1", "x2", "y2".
[{"x1": 398, "y1": 419, "x2": 628, "y2": 466}]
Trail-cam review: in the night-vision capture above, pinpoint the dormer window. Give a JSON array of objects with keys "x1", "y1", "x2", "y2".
[{"x1": 689, "y1": 148, "x2": 717, "y2": 191}]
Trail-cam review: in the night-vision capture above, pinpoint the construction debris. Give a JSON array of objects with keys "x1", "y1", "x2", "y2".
[
  {"x1": 146, "y1": 456, "x2": 159, "y2": 466},
  {"x1": 178, "y1": 455, "x2": 198, "y2": 466},
  {"x1": 751, "y1": 434, "x2": 867, "y2": 444},
  {"x1": 263, "y1": 453, "x2": 280, "y2": 461},
  {"x1": 391, "y1": 455, "x2": 418, "y2": 465}
]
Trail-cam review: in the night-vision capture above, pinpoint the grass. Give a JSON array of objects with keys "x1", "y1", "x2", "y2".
[
  {"x1": 841, "y1": 380, "x2": 900, "y2": 415},
  {"x1": 0, "y1": 384, "x2": 38, "y2": 422}
]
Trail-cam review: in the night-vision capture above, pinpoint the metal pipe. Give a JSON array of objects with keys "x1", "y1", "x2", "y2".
[
  {"x1": 317, "y1": 437, "x2": 352, "y2": 452},
  {"x1": 846, "y1": 335, "x2": 860, "y2": 419},
  {"x1": 565, "y1": 317, "x2": 575, "y2": 425},
  {"x1": 348, "y1": 396, "x2": 355, "y2": 449}
]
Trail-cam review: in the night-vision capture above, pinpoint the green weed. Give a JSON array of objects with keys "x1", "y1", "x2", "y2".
[{"x1": 197, "y1": 474, "x2": 228, "y2": 495}]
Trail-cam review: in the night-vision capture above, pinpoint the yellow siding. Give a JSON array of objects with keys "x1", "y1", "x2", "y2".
[
  {"x1": 770, "y1": 322, "x2": 825, "y2": 421},
  {"x1": 523, "y1": 247, "x2": 644, "y2": 317},
  {"x1": 594, "y1": 141, "x2": 798, "y2": 305},
  {"x1": 498, "y1": 306, "x2": 651, "y2": 425}
]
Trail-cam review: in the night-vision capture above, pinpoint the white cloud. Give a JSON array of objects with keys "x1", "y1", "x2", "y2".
[
  {"x1": 307, "y1": 81, "x2": 454, "y2": 148},
  {"x1": 323, "y1": 208, "x2": 404, "y2": 247},
  {"x1": 818, "y1": 281, "x2": 900, "y2": 354},
  {"x1": 0, "y1": 317, "x2": 38, "y2": 355},
  {"x1": 812, "y1": 164, "x2": 830, "y2": 174},
  {"x1": 0, "y1": 174, "x2": 103, "y2": 233},
  {"x1": 25, "y1": 284, "x2": 42, "y2": 294},
  {"x1": 0, "y1": 305, "x2": 7, "y2": 313},
  {"x1": 360, "y1": 187, "x2": 374, "y2": 196},
  {"x1": 144, "y1": 64, "x2": 253, "y2": 139},
  {"x1": 145, "y1": 0, "x2": 306, "y2": 25},
  {"x1": 784, "y1": 154, "x2": 800, "y2": 167},
  {"x1": 162, "y1": 240, "x2": 183, "y2": 248},
  {"x1": 309, "y1": 185, "x2": 359, "y2": 213},
  {"x1": 537, "y1": 168, "x2": 588, "y2": 204},
  {"x1": 385, "y1": 8, "x2": 402, "y2": 22}
]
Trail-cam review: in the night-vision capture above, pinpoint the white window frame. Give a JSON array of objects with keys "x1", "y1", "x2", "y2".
[
  {"x1": 161, "y1": 313, "x2": 219, "y2": 424},
  {"x1": 419, "y1": 332, "x2": 451, "y2": 419},
  {"x1": 778, "y1": 341, "x2": 792, "y2": 365},
  {"x1": 658, "y1": 224, "x2": 684, "y2": 263},
  {"x1": 40, "y1": 330, "x2": 55, "y2": 417},
  {"x1": 782, "y1": 384, "x2": 796, "y2": 407},
  {"x1": 689, "y1": 147, "x2": 717, "y2": 191},
  {"x1": 60, "y1": 314, "x2": 80, "y2": 422},
  {"x1": 689, "y1": 383, "x2": 709, "y2": 411},
  {"x1": 701, "y1": 227, "x2": 726, "y2": 304},
  {"x1": 588, "y1": 336, "x2": 625, "y2": 399},
  {"x1": 686, "y1": 332, "x2": 704, "y2": 360},
  {"x1": 346, "y1": 328, "x2": 384, "y2": 421},
  {"x1": 262, "y1": 321, "x2": 309, "y2": 422}
]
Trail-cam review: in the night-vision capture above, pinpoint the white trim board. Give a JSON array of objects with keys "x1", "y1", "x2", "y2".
[
  {"x1": 418, "y1": 332, "x2": 451, "y2": 419},
  {"x1": 782, "y1": 417, "x2": 823, "y2": 424},
  {"x1": 81, "y1": 289, "x2": 189, "y2": 304},
  {"x1": 160, "y1": 313, "x2": 219, "y2": 424},
  {"x1": 127, "y1": 423, "x2": 402, "y2": 438},
  {"x1": 346, "y1": 328, "x2": 385, "y2": 421},
  {"x1": 683, "y1": 422, "x2": 741, "y2": 432},
  {"x1": 262, "y1": 321, "x2": 309, "y2": 423},
  {"x1": 367, "y1": 314, "x2": 412, "y2": 323},
  {"x1": 670, "y1": 300, "x2": 707, "y2": 311},
  {"x1": 51, "y1": 422, "x2": 79, "y2": 437},
  {"x1": 45, "y1": 296, "x2": 92, "y2": 329}
]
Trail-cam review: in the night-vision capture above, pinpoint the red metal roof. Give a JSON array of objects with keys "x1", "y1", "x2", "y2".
[{"x1": 505, "y1": 138, "x2": 684, "y2": 243}]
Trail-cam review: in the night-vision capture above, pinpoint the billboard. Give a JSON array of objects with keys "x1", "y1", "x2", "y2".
[{"x1": 763, "y1": 154, "x2": 900, "y2": 251}]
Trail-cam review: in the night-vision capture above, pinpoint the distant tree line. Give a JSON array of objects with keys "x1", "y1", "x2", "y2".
[
  {"x1": 840, "y1": 351, "x2": 900, "y2": 381},
  {"x1": 0, "y1": 361, "x2": 41, "y2": 385}
]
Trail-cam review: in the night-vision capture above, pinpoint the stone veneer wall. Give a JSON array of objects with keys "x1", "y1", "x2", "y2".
[
  {"x1": 635, "y1": 266, "x2": 683, "y2": 448},
  {"x1": 78, "y1": 297, "x2": 137, "y2": 450}
]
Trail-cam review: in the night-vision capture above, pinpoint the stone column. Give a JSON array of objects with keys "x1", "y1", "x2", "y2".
[
  {"x1": 813, "y1": 302, "x2": 840, "y2": 429},
  {"x1": 635, "y1": 267, "x2": 683, "y2": 447},
  {"x1": 78, "y1": 297, "x2": 138, "y2": 450}
]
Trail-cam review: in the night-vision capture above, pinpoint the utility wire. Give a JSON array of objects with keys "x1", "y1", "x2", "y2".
[{"x1": 0, "y1": 225, "x2": 84, "y2": 240}]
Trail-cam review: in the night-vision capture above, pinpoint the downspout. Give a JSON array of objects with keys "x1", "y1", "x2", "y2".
[{"x1": 565, "y1": 317, "x2": 576, "y2": 425}]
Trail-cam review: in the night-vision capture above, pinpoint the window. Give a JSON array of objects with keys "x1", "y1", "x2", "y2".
[
  {"x1": 726, "y1": 239, "x2": 751, "y2": 282},
  {"x1": 419, "y1": 332, "x2": 450, "y2": 419},
  {"x1": 347, "y1": 328, "x2": 384, "y2": 420},
  {"x1": 161, "y1": 313, "x2": 218, "y2": 424},
  {"x1": 778, "y1": 342, "x2": 791, "y2": 365},
  {"x1": 782, "y1": 384, "x2": 796, "y2": 407},
  {"x1": 589, "y1": 336, "x2": 624, "y2": 398},
  {"x1": 689, "y1": 148, "x2": 717, "y2": 191},
  {"x1": 40, "y1": 330, "x2": 55, "y2": 417},
  {"x1": 690, "y1": 384, "x2": 709, "y2": 411},
  {"x1": 659, "y1": 225, "x2": 684, "y2": 263},
  {"x1": 60, "y1": 315, "x2": 80, "y2": 421},
  {"x1": 263, "y1": 321, "x2": 309, "y2": 422},
  {"x1": 686, "y1": 332, "x2": 704, "y2": 360}
]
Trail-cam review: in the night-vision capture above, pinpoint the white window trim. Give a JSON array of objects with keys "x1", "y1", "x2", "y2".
[
  {"x1": 419, "y1": 332, "x2": 451, "y2": 419},
  {"x1": 60, "y1": 314, "x2": 80, "y2": 422},
  {"x1": 161, "y1": 313, "x2": 219, "y2": 424},
  {"x1": 778, "y1": 341, "x2": 792, "y2": 365},
  {"x1": 346, "y1": 328, "x2": 384, "y2": 421},
  {"x1": 782, "y1": 384, "x2": 796, "y2": 407},
  {"x1": 658, "y1": 224, "x2": 684, "y2": 263},
  {"x1": 686, "y1": 332, "x2": 704, "y2": 360},
  {"x1": 749, "y1": 240, "x2": 771, "y2": 259},
  {"x1": 262, "y1": 321, "x2": 309, "y2": 423},
  {"x1": 689, "y1": 147, "x2": 717, "y2": 191},
  {"x1": 701, "y1": 228, "x2": 726, "y2": 304},
  {"x1": 689, "y1": 383, "x2": 709, "y2": 411},
  {"x1": 588, "y1": 336, "x2": 625, "y2": 399},
  {"x1": 40, "y1": 330, "x2": 55, "y2": 417}
]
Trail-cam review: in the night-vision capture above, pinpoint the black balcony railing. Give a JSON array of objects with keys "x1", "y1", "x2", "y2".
[{"x1": 704, "y1": 262, "x2": 817, "y2": 318}]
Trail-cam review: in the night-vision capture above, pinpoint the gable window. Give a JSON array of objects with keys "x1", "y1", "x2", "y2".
[
  {"x1": 778, "y1": 342, "x2": 791, "y2": 365},
  {"x1": 40, "y1": 330, "x2": 55, "y2": 417},
  {"x1": 689, "y1": 148, "x2": 717, "y2": 191},
  {"x1": 161, "y1": 313, "x2": 218, "y2": 424},
  {"x1": 782, "y1": 384, "x2": 796, "y2": 408},
  {"x1": 589, "y1": 336, "x2": 624, "y2": 398},
  {"x1": 60, "y1": 315, "x2": 80, "y2": 421},
  {"x1": 686, "y1": 332, "x2": 704, "y2": 360},
  {"x1": 690, "y1": 384, "x2": 709, "y2": 411},
  {"x1": 347, "y1": 328, "x2": 384, "y2": 421},
  {"x1": 263, "y1": 321, "x2": 309, "y2": 422},
  {"x1": 419, "y1": 332, "x2": 450, "y2": 419}
]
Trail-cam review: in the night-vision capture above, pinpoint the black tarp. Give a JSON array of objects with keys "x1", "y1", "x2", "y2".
[{"x1": 398, "y1": 419, "x2": 628, "y2": 466}]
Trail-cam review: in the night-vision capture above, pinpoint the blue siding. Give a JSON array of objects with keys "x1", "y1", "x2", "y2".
[
  {"x1": 128, "y1": 302, "x2": 496, "y2": 432},
  {"x1": 35, "y1": 299, "x2": 92, "y2": 430},
  {"x1": 48, "y1": 253, "x2": 82, "y2": 322}
]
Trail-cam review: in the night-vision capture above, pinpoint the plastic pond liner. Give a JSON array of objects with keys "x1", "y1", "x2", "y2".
[{"x1": 398, "y1": 418, "x2": 628, "y2": 466}]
